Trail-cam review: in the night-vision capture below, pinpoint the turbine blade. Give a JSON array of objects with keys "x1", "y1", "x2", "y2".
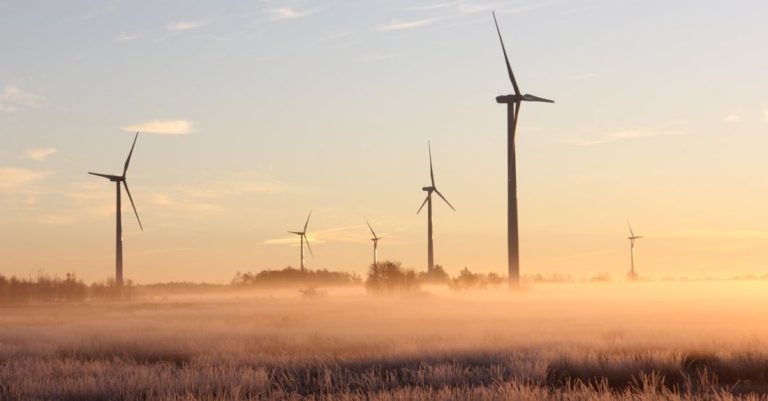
[
  {"x1": 88, "y1": 172, "x2": 118, "y2": 180},
  {"x1": 123, "y1": 181, "x2": 143, "y2": 231},
  {"x1": 304, "y1": 235, "x2": 314, "y2": 257},
  {"x1": 417, "y1": 195, "x2": 429, "y2": 214},
  {"x1": 367, "y1": 221, "x2": 377, "y2": 238},
  {"x1": 513, "y1": 101, "x2": 522, "y2": 134},
  {"x1": 522, "y1": 94, "x2": 555, "y2": 103},
  {"x1": 492, "y1": 11, "x2": 520, "y2": 96},
  {"x1": 434, "y1": 189, "x2": 456, "y2": 211},
  {"x1": 303, "y1": 211, "x2": 311, "y2": 233},
  {"x1": 627, "y1": 221, "x2": 635, "y2": 237},
  {"x1": 288, "y1": 231, "x2": 303, "y2": 235},
  {"x1": 123, "y1": 132, "x2": 139, "y2": 177},
  {"x1": 428, "y1": 141, "x2": 435, "y2": 187}
]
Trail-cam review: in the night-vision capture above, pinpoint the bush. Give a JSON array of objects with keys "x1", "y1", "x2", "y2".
[
  {"x1": 0, "y1": 273, "x2": 88, "y2": 304},
  {"x1": 366, "y1": 261, "x2": 420, "y2": 295},
  {"x1": 450, "y1": 268, "x2": 505, "y2": 291},
  {"x1": 232, "y1": 267, "x2": 361, "y2": 287},
  {"x1": 418, "y1": 264, "x2": 451, "y2": 284}
]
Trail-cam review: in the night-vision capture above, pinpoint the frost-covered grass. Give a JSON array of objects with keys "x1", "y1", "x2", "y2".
[{"x1": 1, "y1": 281, "x2": 768, "y2": 400}]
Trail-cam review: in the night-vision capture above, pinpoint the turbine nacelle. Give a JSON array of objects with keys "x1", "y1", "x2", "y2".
[
  {"x1": 89, "y1": 172, "x2": 124, "y2": 182},
  {"x1": 496, "y1": 94, "x2": 555, "y2": 104},
  {"x1": 422, "y1": 186, "x2": 434, "y2": 192}
]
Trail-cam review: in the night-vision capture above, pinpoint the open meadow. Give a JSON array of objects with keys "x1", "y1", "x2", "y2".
[{"x1": 2, "y1": 281, "x2": 768, "y2": 400}]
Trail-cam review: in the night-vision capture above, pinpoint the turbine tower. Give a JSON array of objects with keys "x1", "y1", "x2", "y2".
[
  {"x1": 88, "y1": 132, "x2": 143, "y2": 286},
  {"x1": 627, "y1": 222, "x2": 643, "y2": 280},
  {"x1": 367, "y1": 222, "x2": 382, "y2": 267},
  {"x1": 493, "y1": 12, "x2": 554, "y2": 287},
  {"x1": 417, "y1": 141, "x2": 455, "y2": 274},
  {"x1": 288, "y1": 211, "x2": 313, "y2": 272}
]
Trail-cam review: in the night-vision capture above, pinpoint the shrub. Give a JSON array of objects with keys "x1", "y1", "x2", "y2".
[
  {"x1": 232, "y1": 267, "x2": 361, "y2": 288},
  {"x1": 366, "y1": 261, "x2": 420, "y2": 295}
]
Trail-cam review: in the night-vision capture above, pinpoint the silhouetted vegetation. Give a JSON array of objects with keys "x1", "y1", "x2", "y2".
[
  {"x1": 417, "y1": 264, "x2": 451, "y2": 284},
  {"x1": 0, "y1": 274, "x2": 132, "y2": 304},
  {"x1": 449, "y1": 267, "x2": 505, "y2": 290},
  {"x1": 366, "y1": 261, "x2": 420, "y2": 294},
  {"x1": 232, "y1": 267, "x2": 361, "y2": 288}
]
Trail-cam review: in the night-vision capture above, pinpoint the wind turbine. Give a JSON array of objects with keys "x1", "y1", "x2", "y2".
[
  {"x1": 417, "y1": 141, "x2": 455, "y2": 274},
  {"x1": 367, "y1": 222, "x2": 382, "y2": 267},
  {"x1": 493, "y1": 11, "x2": 554, "y2": 287},
  {"x1": 88, "y1": 132, "x2": 143, "y2": 286},
  {"x1": 627, "y1": 221, "x2": 643, "y2": 280},
  {"x1": 288, "y1": 211, "x2": 313, "y2": 272}
]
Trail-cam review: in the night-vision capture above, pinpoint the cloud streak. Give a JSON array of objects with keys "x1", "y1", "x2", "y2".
[
  {"x1": 24, "y1": 148, "x2": 57, "y2": 161},
  {"x1": 166, "y1": 20, "x2": 207, "y2": 31},
  {"x1": 268, "y1": 7, "x2": 313, "y2": 20},
  {"x1": 379, "y1": 18, "x2": 440, "y2": 32},
  {"x1": 264, "y1": 224, "x2": 375, "y2": 245},
  {"x1": 0, "y1": 86, "x2": 46, "y2": 113},
  {"x1": 123, "y1": 120, "x2": 195, "y2": 135},
  {"x1": 116, "y1": 31, "x2": 140, "y2": 42},
  {"x1": 579, "y1": 129, "x2": 687, "y2": 145},
  {"x1": 0, "y1": 167, "x2": 48, "y2": 191},
  {"x1": 666, "y1": 229, "x2": 768, "y2": 240},
  {"x1": 723, "y1": 114, "x2": 742, "y2": 123}
]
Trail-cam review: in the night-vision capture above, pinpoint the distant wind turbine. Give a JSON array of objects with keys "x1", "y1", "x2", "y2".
[
  {"x1": 627, "y1": 221, "x2": 643, "y2": 280},
  {"x1": 417, "y1": 141, "x2": 455, "y2": 274},
  {"x1": 288, "y1": 211, "x2": 313, "y2": 272},
  {"x1": 493, "y1": 11, "x2": 554, "y2": 287},
  {"x1": 88, "y1": 132, "x2": 143, "y2": 286},
  {"x1": 367, "y1": 222, "x2": 382, "y2": 267}
]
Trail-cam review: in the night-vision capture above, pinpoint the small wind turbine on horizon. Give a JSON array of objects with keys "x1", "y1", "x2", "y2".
[
  {"x1": 88, "y1": 132, "x2": 143, "y2": 286},
  {"x1": 366, "y1": 222, "x2": 382, "y2": 267},
  {"x1": 288, "y1": 211, "x2": 313, "y2": 272},
  {"x1": 627, "y1": 221, "x2": 643, "y2": 280},
  {"x1": 417, "y1": 141, "x2": 455, "y2": 274},
  {"x1": 493, "y1": 11, "x2": 554, "y2": 288}
]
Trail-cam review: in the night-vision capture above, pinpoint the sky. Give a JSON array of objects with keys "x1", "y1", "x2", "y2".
[{"x1": 1, "y1": 0, "x2": 767, "y2": 283}]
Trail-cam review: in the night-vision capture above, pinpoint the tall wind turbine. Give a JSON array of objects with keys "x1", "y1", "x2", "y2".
[
  {"x1": 288, "y1": 211, "x2": 313, "y2": 272},
  {"x1": 367, "y1": 221, "x2": 382, "y2": 267},
  {"x1": 493, "y1": 11, "x2": 554, "y2": 287},
  {"x1": 88, "y1": 132, "x2": 143, "y2": 286},
  {"x1": 627, "y1": 222, "x2": 643, "y2": 280},
  {"x1": 417, "y1": 141, "x2": 455, "y2": 274}
]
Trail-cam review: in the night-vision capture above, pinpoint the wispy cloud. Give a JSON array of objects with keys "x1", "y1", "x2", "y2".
[
  {"x1": 116, "y1": 31, "x2": 140, "y2": 42},
  {"x1": 458, "y1": 1, "x2": 495, "y2": 14},
  {"x1": 267, "y1": 7, "x2": 313, "y2": 20},
  {"x1": 122, "y1": 119, "x2": 195, "y2": 135},
  {"x1": 265, "y1": 224, "x2": 374, "y2": 245},
  {"x1": 0, "y1": 167, "x2": 48, "y2": 191},
  {"x1": 151, "y1": 194, "x2": 225, "y2": 214},
  {"x1": 579, "y1": 129, "x2": 687, "y2": 145},
  {"x1": 407, "y1": 2, "x2": 459, "y2": 11},
  {"x1": 37, "y1": 215, "x2": 75, "y2": 225},
  {"x1": 723, "y1": 114, "x2": 742, "y2": 123},
  {"x1": 666, "y1": 229, "x2": 768, "y2": 240},
  {"x1": 24, "y1": 148, "x2": 57, "y2": 161},
  {"x1": 379, "y1": 18, "x2": 440, "y2": 32},
  {"x1": 166, "y1": 20, "x2": 207, "y2": 31},
  {"x1": 0, "y1": 86, "x2": 46, "y2": 113},
  {"x1": 352, "y1": 52, "x2": 398, "y2": 62}
]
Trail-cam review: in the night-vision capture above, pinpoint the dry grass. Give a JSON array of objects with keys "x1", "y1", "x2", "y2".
[{"x1": 2, "y1": 282, "x2": 768, "y2": 400}]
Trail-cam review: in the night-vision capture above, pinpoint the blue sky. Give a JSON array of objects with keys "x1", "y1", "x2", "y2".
[{"x1": 1, "y1": 0, "x2": 767, "y2": 283}]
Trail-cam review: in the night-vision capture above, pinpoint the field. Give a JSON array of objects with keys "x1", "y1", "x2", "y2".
[{"x1": 2, "y1": 282, "x2": 768, "y2": 400}]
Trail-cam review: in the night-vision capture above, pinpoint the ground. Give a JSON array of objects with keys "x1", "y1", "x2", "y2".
[{"x1": 2, "y1": 281, "x2": 768, "y2": 400}]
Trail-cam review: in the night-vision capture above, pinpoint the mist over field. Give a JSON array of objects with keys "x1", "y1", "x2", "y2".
[{"x1": 3, "y1": 281, "x2": 768, "y2": 400}]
